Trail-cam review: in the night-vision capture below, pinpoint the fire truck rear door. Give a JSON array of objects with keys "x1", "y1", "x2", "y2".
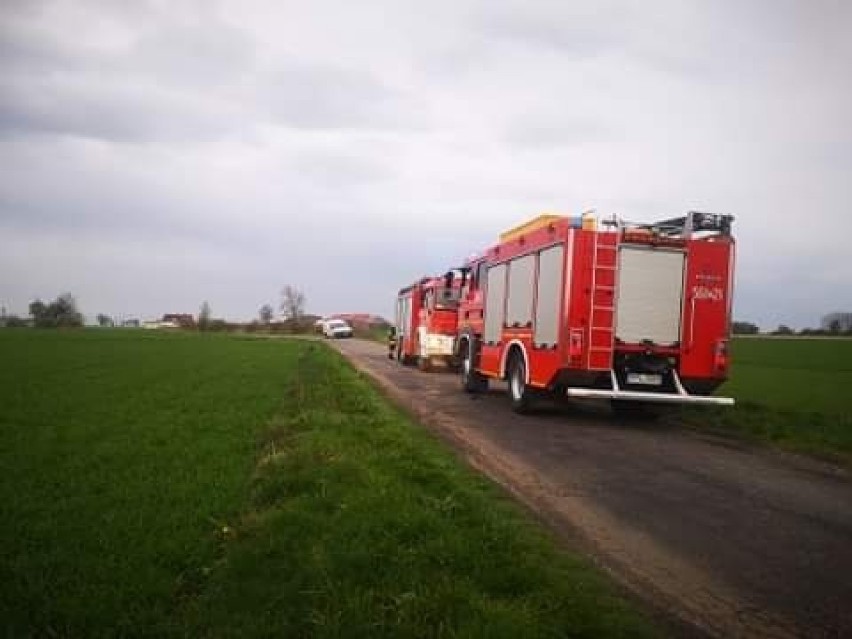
[{"x1": 615, "y1": 246, "x2": 685, "y2": 346}]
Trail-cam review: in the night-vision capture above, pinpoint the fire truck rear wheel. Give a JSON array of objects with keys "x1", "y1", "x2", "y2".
[
  {"x1": 417, "y1": 356, "x2": 431, "y2": 372},
  {"x1": 461, "y1": 341, "x2": 488, "y2": 393},
  {"x1": 508, "y1": 354, "x2": 534, "y2": 414}
]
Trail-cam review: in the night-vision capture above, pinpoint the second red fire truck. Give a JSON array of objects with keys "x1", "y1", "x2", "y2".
[
  {"x1": 393, "y1": 274, "x2": 462, "y2": 370},
  {"x1": 394, "y1": 210, "x2": 736, "y2": 413}
]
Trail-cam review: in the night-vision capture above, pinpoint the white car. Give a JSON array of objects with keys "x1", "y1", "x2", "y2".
[{"x1": 323, "y1": 319, "x2": 353, "y2": 339}]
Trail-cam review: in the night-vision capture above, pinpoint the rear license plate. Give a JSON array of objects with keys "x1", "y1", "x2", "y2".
[{"x1": 627, "y1": 373, "x2": 663, "y2": 386}]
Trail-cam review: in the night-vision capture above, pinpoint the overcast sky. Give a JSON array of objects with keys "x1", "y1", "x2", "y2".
[{"x1": 1, "y1": 0, "x2": 850, "y2": 328}]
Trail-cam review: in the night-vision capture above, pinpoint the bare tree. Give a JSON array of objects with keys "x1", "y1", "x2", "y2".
[
  {"x1": 259, "y1": 304, "x2": 274, "y2": 325},
  {"x1": 280, "y1": 286, "x2": 306, "y2": 322},
  {"x1": 29, "y1": 299, "x2": 47, "y2": 321}
]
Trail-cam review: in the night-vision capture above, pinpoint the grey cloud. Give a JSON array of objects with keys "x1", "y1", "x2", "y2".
[
  {"x1": 504, "y1": 114, "x2": 610, "y2": 150},
  {"x1": 478, "y1": 2, "x2": 627, "y2": 57},
  {"x1": 0, "y1": 24, "x2": 83, "y2": 73},
  {"x1": 0, "y1": 12, "x2": 255, "y2": 143},
  {"x1": 0, "y1": 77, "x2": 241, "y2": 142},
  {"x1": 0, "y1": 28, "x2": 417, "y2": 144},
  {"x1": 259, "y1": 61, "x2": 423, "y2": 131},
  {"x1": 1, "y1": 0, "x2": 850, "y2": 326},
  {"x1": 290, "y1": 148, "x2": 393, "y2": 185},
  {"x1": 123, "y1": 21, "x2": 257, "y2": 87},
  {"x1": 736, "y1": 258, "x2": 852, "y2": 330},
  {"x1": 0, "y1": 2, "x2": 256, "y2": 83}
]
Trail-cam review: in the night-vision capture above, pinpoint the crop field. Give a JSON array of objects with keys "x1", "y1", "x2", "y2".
[
  {"x1": 725, "y1": 337, "x2": 852, "y2": 415},
  {"x1": 684, "y1": 337, "x2": 852, "y2": 462},
  {"x1": 0, "y1": 330, "x2": 652, "y2": 637}
]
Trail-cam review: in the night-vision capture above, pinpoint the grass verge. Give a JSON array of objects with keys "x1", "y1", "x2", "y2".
[{"x1": 189, "y1": 342, "x2": 655, "y2": 637}]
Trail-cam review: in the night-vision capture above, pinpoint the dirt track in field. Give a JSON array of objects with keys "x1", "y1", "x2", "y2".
[{"x1": 332, "y1": 338, "x2": 852, "y2": 639}]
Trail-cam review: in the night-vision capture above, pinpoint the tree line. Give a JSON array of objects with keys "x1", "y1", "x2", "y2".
[
  {"x1": 0, "y1": 294, "x2": 84, "y2": 328},
  {"x1": 733, "y1": 320, "x2": 852, "y2": 336},
  {"x1": 5, "y1": 291, "x2": 846, "y2": 337},
  {"x1": 0, "y1": 284, "x2": 311, "y2": 332}
]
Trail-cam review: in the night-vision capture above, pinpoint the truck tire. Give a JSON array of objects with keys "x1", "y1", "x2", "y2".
[
  {"x1": 461, "y1": 339, "x2": 488, "y2": 393},
  {"x1": 397, "y1": 342, "x2": 414, "y2": 366},
  {"x1": 508, "y1": 353, "x2": 534, "y2": 414},
  {"x1": 417, "y1": 356, "x2": 431, "y2": 372}
]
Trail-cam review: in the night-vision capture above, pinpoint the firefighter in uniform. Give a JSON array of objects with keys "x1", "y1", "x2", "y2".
[{"x1": 387, "y1": 326, "x2": 397, "y2": 360}]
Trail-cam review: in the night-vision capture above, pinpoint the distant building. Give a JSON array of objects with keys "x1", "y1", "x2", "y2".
[
  {"x1": 143, "y1": 319, "x2": 179, "y2": 330},
  {"x1": 821, "y1": 312, "x2": 852, "y2": 332},
  {"x1": 162, "y1": 313, "x2": 195, "y2": 328}
]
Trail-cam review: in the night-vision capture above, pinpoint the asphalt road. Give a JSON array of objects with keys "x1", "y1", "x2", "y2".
[{"x1": 332, "y1": 338, "x2": 852, "y2": 639}]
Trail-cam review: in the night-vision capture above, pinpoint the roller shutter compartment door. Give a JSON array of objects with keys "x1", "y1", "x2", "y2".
[
  {"x1": 534, "y1": 245, "x2": 564, "y2": 347},
  {"x1": 615, "y1": 247, "x2": 685, "y2": 346},
  {"x1": 505, "y1": 254, "x2": 535, "y2": 328},
  {"x1": 483, "y1": 264, "x2": 507, "y2": 344}
]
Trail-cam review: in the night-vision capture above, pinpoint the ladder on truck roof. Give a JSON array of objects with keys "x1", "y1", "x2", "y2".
[{"x1": 588, "y1": 230, "x2": 619, "y2": 371}]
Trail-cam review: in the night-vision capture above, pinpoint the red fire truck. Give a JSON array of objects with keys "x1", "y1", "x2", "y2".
[
  {"x1": 454, "y1": 211, "x2": 736, "y2": 413},
  {"x1": 394, "y1": 274, "x2": 462, "y2": 370}
]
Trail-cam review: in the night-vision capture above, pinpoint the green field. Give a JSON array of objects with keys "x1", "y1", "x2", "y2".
[
  {"x1": 724, "y1": 337, "x2": 852, "y2": 415},
  {"x1": 682, "y1": 337, "x2": 852, "y2": 462},
  {"x1": 0, "y1": 330, "x2": 653, "y2": 637}
]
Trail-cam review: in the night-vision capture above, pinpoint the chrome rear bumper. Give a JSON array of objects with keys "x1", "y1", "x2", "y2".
[
  {"x1": 564, "y1": 387, "x2": 734, "y2": 405},
  {"x1": 563, "y1": 369, "x2": 735, "y2": 406}
]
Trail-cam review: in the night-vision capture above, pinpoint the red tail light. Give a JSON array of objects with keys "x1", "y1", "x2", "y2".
[
  {"x1": 569, "y1": 329, "x2": 583, "y2": 362},
  {"x1": 714, "y1": 339, "x2": 729, "y2": 372}
]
